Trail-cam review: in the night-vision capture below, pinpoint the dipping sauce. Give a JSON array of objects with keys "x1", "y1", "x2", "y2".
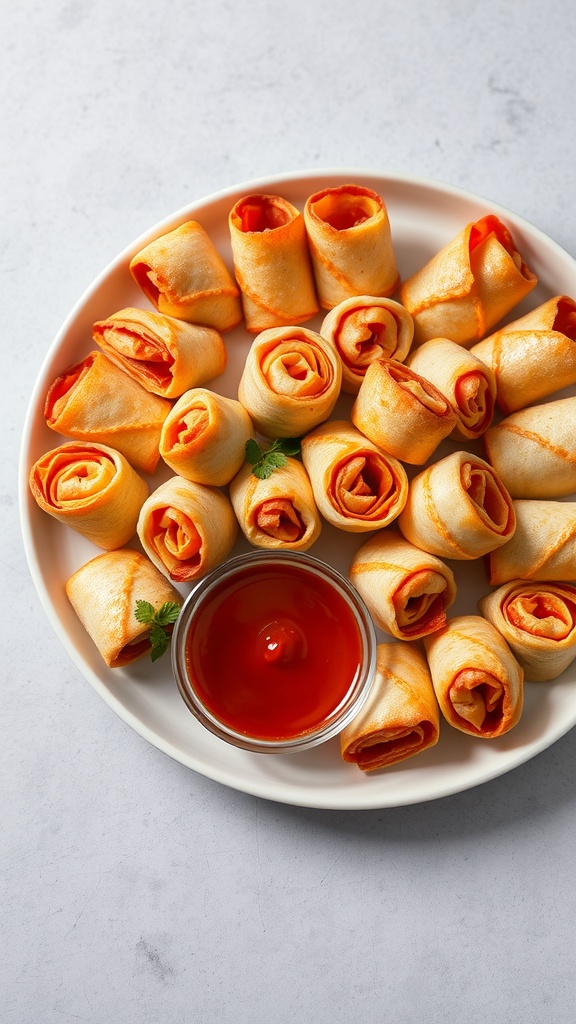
[
  {"x1": 185, "y1": 562, "x2": 362, "y2": 741},
  {"x1": 172, "y1": 552, "x2": 377, "y2": 751}
]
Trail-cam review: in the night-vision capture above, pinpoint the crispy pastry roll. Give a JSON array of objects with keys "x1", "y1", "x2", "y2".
[
  {"x1": 29, "y1": 441, "x2": 148, "y2": 549},
  {"x1": 340, "y1": 642, "x2": 440, "y2": 772},
  {"x1": 229, "y1": 457, "x2": 321, "y2": 551},
  {"x1": 320, "y1": 295, "x2": 414, "y2": 394},
  {"x1": 471, "y1": 296, "x2": 576, "y2": 414},
  {"x1": 423, "y1": 615, "x2": 523, "y2": 738},
  {"x1": 237, "y1": 326, "x2": 341, "y2": 438},
  {"x1": 484, "y1": 397, "x2": 576, "y2": 498},
  {"x1": 479, "y1": 580, "x2": 576, "y2": 682},
  {"x1": 129, "y1": 220, "x2": 241, "y2": 332},
  {"x1": 304, "y1": 184, "x2": 399, "y2": 309},
  {"x1": 137, "y1": 476, "x2": 237, "y2": 583},
  {"x1": 66, "y1": 549, "x2": 183, "y2": 668},
  {"x1": 407, "y1": 337, "x2": 497, "y2": 440},
  {"x1": 349, "y1": 530, "x2": 457, "y2": 640},
  {"x1": 400, "y1": 214, "x2": 537, "y2": 346},
  {"x1": 92, "y1": 307, "x2": 227, "y2": 399},
  {"x1": 228, "y1": 193, "x2": 318, "y2": 332},
  {"x1": 398, "y1": 451, "x2": 515, "y2": 560},
  {"x1": 44, "y1": 350, "x2": 171, "y2": 475},
  {"x1": 159, "y1": 388, "x2": 253, "y2": 486},
  {"x1": 488, "y1": 501, "x2": 576, "y2": 585},
  {"x1": 351, "y1": 358, "x2": 458, "y2": 464},
  {"x1": 300, "y1": 420, "x2": 408, "y2": 532}
]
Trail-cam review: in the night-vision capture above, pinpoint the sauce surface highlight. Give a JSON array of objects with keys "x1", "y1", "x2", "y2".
[{"x1": 185, "y1": 563, "x2": 363, "y2": 741}]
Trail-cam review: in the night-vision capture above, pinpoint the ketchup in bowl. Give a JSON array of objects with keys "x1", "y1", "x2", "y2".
[{"x1": 171, "y1": 551, "x2": 377, "y2": 752}]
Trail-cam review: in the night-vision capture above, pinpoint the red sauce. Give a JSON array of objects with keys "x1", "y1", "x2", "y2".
[{"x1": 184, "y1": 563, "x2": 363, "y2": 741}]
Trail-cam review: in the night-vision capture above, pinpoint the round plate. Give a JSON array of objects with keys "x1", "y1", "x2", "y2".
[{"x1": 19, "y1": 169, "x2": 576, "y2": 809}]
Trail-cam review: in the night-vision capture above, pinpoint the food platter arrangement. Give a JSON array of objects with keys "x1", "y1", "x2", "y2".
[{"x1": 19, "y1": 170, "x2": 576, "y2": 809}]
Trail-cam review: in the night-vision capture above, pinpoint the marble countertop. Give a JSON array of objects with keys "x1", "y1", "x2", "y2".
[{"x1": 3, "y1": 2, "x2": 576, "y2": 1021}]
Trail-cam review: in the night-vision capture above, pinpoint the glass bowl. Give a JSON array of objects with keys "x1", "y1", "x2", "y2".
[{"x1": 171, "y1": 549, "x2": 377, "y2": 753}]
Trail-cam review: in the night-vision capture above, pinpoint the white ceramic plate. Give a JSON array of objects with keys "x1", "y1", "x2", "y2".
[{"x1": 20, "y1": 169, "x2": 576, "y2": 809}]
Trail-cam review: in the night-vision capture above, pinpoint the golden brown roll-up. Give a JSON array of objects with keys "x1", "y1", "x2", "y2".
[
  {"x1": 488, "y1": 501, "x2": 576, "y2": 585},
  {"x1": 479, "y1": 580, "x2": 576, "y2": 682},
  {"x1": 320, "y1": 295, "x2": 414, "y2": 394},
  {"x1": 228, "y1": 193, "x2": 318, "y2": 332},
  {"x1": 483, "y1": 396, "x2": 576, "y2": 498},
  {"x1": 300, "y1": 420, "x2": 408, "y2": 532},
  {"x1": 349, "y1": 530, "x2": 457, "y2": 640},
  {"x1": 229, "y1": 457, "x2": 321, "y2": 551},
  {"x1": 137, "y1": 476, "x2": 237, "y2": 583},
  {"x1": 65, "y1": 549, "x2": 183, "y2": 668},
  {"x1": 304, "y1": 184, "x2": 399, "y2": 308},
  {"x1": 423, "y1": 615, "x2": 523, "y2": 738},
  {"x1": 129, "y1": 220, "x2": 242, "y2": 331},
  {"x1": 470, "y1": 296, "x2": 576, "y2": 414},
  {"x1": 92, "y1": 307, "x2": 227, "y2": 399},
  {"x1": 340, "y1": 642, "x2": 440, "y2": 772},
  {"x1": 237, "y1": 326, "x2": 342, "y2": 438},
  {"x1": 407, "y1": 337, "x2": 497, "y2": 440},
  {"x1": 44, "y1": 350, "x2": 171, "y2": 475},
  {"x1": 397, "y1": 451, "x2": 515, "y2": 560},
  {"x1": 29, "y1": 441, "x2": 148, "y2": 549},
  {"x1": 351, "y1": 358, "x2": 458, "y2": 464},
  {"x1": 400, "y1": 214, "x2": 537, "y2": 347},
  {"x1": 159, "y1": 388, "x2": 253, "y2": 486}
]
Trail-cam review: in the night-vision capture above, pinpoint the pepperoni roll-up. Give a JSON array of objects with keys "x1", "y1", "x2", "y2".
[
  {"x1": 300, "y1": 420, "x2": 408, "y2": 532},
  {"x1": 398, "y1": 452, "x2": 515, "y2": 560},
  {"x1": 44, "y1": 351, "x2": 171, "y2": 475},
  {"x1": 93, "y1": 307, "x2": 227, "y2": 399},
  {"x1": 349, "y1": 531, "x2": 457, "y2": 641},
  {"x1": 340, "y1": 642, "x2": 440, "y2": 772},
  {"x1": 304, "y1": 184, "x2": 399, "y2": 308},
  {"x1": 137, "y1": 476, "x2": 237, "y2": 583},
  {"x1": 400, "y1": 215, "x2": 537, "y2": 347},
  {"x1": 129, "y1": 220, "x2": 241, "y2": 332},
  {"x1": 320, "y1": 295, "x2": 414, "y2": 395},
  {"x1": 229, "y1": 193, "x2": 318, "y2": 332}
]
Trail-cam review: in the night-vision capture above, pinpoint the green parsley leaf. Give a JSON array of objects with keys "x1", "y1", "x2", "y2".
[
  {"x1": 244, "y1": 437, "x2": 301, "y2": 479},
  {"x1": 134, "y1": 600, "x2": 182, "y2": 661}
]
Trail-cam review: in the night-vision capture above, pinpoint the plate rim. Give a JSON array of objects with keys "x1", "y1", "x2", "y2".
[{"x1": 19, "y1": 166, "x2": 576, "y2": 810}]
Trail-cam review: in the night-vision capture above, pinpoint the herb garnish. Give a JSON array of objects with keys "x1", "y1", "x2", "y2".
[
  {"x1": 134, "y1": 600, "x2": 181, "y2": 662},
  {"x1": 245, "y1": 437, "x2": 301, "y2": 479}
]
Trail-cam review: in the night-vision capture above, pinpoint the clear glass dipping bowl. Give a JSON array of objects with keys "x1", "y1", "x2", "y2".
[{"x1": 171, "y1": 550, "x2": 377, "y2": 753}]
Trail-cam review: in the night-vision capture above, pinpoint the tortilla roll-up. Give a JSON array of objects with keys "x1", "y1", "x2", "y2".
[
  {"x1": 229, "y1": 457, "x2": 321, "y2": 551},
  {"x1": 423, "y1": 615, "x2": 523, "y2": 738},
  {"x1": 228, "y1": 193, "x2": 318, "y2": 332},
  {"x1": 351, "y1": 358, "x2": 458, "y2": 464},
  {"x1": 304, "y1": 184, "x2": 399, "y2": 308},
  {"x1": 340, "y1": 642, "x2": 440, "y2": 772},
  {"x1": 44, "y1": 350, "x2": 171, "y2": 475},
  {"x1": 398, "y1": 452, "x2": 515, "y2": 560},
  {"x1": 479, "y1": 580, "x2": 576, "y2": 682},
  {"x1": 29, "y1": 441, "x2": 148, "y2": 549},
  {"x1": 483, "y1": 397, "x2": 576, "y2": 498},
  {"x1": 349, "y1": 530, "x2": 457, "y2": 640},
  {"x1": 129, "y1": 220, "x2": 241, "y2": 332},
  {"x1": 407, "y1": 337, "x2": 497, "y2": 440},
  {"x1": 92, "y1": 307, "x2": 227, "y2": 399},
  {"x1": 488, "y1": 501, "x2": 576, "y2": 585},
  {"x1": 160, "y1": 388, "x2": 253, "y2": 486},
  {"x1": 320, "y1": 295, "x2": 414, "y2": 394},
  {"x1": 65, "y1": 549, "x2": 183, "y2": 668},
  {"x1": 400, "y1": 214, "x2": 537, "y2": 347},
  {"x1": 301, "y1": 420, "x2": 408, "y2": 532},
  {"x1": 238, "y1": 326, "x2": 341, "y2": 438},
  {"x1": 470, "y1": 296, "x2": 576, "y2": 414},
  {"x1": 137, "y1": 476, "x2": 237, "y2": 583}
]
